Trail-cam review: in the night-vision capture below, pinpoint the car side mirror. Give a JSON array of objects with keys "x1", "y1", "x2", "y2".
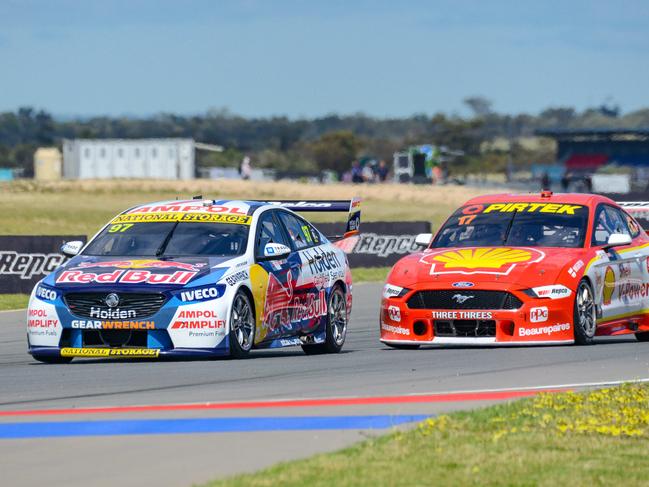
[
  {"x1": 262, "y1": 243, "x2": 291, "y2": 260},
  {"x1": 605, "y1": 233, "x2": 632, "y2": 248},
  {"x1": 415, "y1": 233, "x2": 433, "y2": 247},
  {"x1": 61, "y1": 240, "x2": 84, "y2": 258}
]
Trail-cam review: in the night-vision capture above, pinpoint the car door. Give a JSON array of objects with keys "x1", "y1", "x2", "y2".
[
  {"x1": 276, "y1": 211, "x2": 326, "y2": 335},
  {"x1": 591, "y1": 204, "x2": 642, "y2": 322},
  {"x1": 253, "y1": 209, "x2": 297, "y2": 340}
]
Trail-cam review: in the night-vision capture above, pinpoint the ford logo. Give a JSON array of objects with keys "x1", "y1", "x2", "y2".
[{"x1": 452, "y1": 282, "x2": 474, "y2": 288}]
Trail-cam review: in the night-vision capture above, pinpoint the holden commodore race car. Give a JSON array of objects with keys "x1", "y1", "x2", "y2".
[
  {"x1": 27, "y1": 197, "x2": 360, "y2": 362},
  {"x1": 380, "y1": 191, "x2": 649, "y2": 347}
]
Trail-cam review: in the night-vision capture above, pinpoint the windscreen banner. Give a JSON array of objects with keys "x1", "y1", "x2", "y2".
[
  {"x1": 0, "y1": 236, "x2": 86, "y2": 294},
  {"x1": 316, "y1": 221, "x2": 431, "y2": 267}
]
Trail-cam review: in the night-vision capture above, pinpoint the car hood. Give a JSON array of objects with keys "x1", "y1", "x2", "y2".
[
  {"x1": 389, "y1": 246, "x2": 587, "y2": 290},
  {"x1": 44, "y1": 255, "x2": 236, "y2": 291}
]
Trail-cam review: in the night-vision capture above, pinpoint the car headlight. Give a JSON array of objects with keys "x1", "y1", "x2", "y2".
[
  {"x1": 383, "y1": 284, "x2": 411, "y2": 299},
  {"x1": 523, "y1": 285, "x2": 572, "y2": 299}
]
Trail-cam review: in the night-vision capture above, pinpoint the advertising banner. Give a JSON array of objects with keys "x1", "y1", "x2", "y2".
[
  {"x1": 0, "y1": 236, "x2": 86, "y2": 294},
  {"x1": 316, "y1": 221, "x2": 431, "y2": 267}
]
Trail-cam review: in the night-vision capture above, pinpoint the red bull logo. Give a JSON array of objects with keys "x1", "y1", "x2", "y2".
[{"x1": 56, "y1": 269, "x2": 197, "y2": 285}]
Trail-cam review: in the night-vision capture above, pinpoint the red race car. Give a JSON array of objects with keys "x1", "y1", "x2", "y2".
[{"x1": 380, "y1": 191, "x2": 649, "y2": 347}]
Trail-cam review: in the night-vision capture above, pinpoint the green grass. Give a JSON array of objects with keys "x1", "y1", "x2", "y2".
[
  {"x1": 351, "y1": 267, "x2": 390, "y2": 283},
  {"x1": 207, "y1": 383, "x2": 649, "y2": 487},
  {"x1": 0, "y1": 294, "x2": 29, "y2": 311}
]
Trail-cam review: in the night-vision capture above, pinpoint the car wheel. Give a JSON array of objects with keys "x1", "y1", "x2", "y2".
[
  {"x1": 302, "y1": 285, "x2": 347, "y2": 355},
  {"x1": 573, "y1": 279, "x2": 596, "y2": 345},
  {"x1": 229, "y1": 290, "x2": 256, "y2": 359},
  {"x1": 31, "y1": 354, "x2": 73, "y2": 364},
  {"x1": 385, "y1": 343, "x2": 420, "y2": 350},
  {"x1": 635, "y1": 332, "x2": 649, "y2": 342}
]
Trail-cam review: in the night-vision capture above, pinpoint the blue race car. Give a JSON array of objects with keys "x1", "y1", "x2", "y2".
[{"x1": 27, "y1": 198, "x2": 360, "y2": 362}]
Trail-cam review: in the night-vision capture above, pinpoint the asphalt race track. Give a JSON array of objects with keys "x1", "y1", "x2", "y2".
[{"x1": 2, "y1": 283, "x2": 649, "y2": 486}]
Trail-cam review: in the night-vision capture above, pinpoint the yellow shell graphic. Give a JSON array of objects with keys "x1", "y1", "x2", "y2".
[
  {"x1": 249, "y1": 264, "x2": 270, "y2": 343},
  {"x1": 602, "y1": 266, "x2": 615, "y2": 305},
  {"x1": 432, "y1": 248, "x2": 533, "y2": 270}
]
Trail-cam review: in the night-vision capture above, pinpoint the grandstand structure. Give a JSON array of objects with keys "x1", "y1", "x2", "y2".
[{"x1": 536, "y1": 128, "x2": 649, "y2": 171}]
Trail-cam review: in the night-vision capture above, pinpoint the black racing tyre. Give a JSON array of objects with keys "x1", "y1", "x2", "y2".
[
  {"x1": 228, "y1": 290, "x2": 256, "y2": 359},
  {"x1": 302, "y1": 285, "x2": 347, "y2": 355},
  {"x1": 31, "y1": 354, "x2": 73, "y2": 364},
  {"x1": 573, "y1": 279, "x2": 597, "y2": 345},
  {"x1": 635, "y1": 332, "x2": 649, "y2": 342},
  {"x1": 385, "y1": 342, "x2": 420, "y2": 350}
]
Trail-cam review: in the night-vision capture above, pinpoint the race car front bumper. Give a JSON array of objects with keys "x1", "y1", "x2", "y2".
[{"x1": 379, "y1": 291, "x2": 575, "y2": 346}]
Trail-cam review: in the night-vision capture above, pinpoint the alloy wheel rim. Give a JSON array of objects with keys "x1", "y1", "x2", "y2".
[
  {"x1": 232, "y1": 294, "x2": 254, "y2": 351},
  {"x1": 329, "y1": 289, "x2": 347, "y2": 346},
  {"x1": 577, "y1": 283, "x2": 596, "y2": 337}
]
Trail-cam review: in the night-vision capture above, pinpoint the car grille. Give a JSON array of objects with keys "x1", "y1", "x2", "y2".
[
  {"x1": 82, "y1": 329, "x2": 148, "y2": 347},
  {"x1": 407, "y1": 290, "x2": 522, "y2": 310},
  {"x1": 64, "y1": 292, "x2": 167, "y2": 319},
  {"x1": 434, "y1": 319, "x2": 496, "y2": 337}
]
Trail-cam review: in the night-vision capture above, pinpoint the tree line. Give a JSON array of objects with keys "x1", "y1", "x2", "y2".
[{"x1": 1, "y1": 99, "x2": 648, "y2": 177}]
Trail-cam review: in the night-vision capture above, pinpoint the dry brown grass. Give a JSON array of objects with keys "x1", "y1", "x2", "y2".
[
  {"x1": 3, "y1": 178, "x2": 497, "y2": 205},
  {"x1": 0, "y1": 179, "x2": 509, "y2": 235}
]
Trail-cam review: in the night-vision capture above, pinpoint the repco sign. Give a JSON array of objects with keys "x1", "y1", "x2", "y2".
[
  {"x1": 0, "y1": 236, "x2": 86, "y2": 294},
  {"x1": 316, "y1": 221, "x2": 431, "y2": 268}
]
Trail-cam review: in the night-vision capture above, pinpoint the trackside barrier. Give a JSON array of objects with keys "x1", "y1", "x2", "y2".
[
  {"x1": 316, "y1": 221, "x2": 431, "y2": 268},
  {"x1": 0, "y1": 236, "x2": 86, "y2": 294}
]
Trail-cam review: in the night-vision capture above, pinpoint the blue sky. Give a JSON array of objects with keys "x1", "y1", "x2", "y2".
[{"x1": 1, "y1": 0, "x2": 648, "y2": 118}]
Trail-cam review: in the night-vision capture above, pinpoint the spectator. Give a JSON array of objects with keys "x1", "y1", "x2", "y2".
[
  {"x1": 351, "y1": 160, "x2": 364, "y2": 183},
  {"x1": 561, "y1": 172, "x2": 571, "y2": 192},
  {"x1": 541, "y1": 172, "x2": 550, "y2": 190},
  {"x1": 362, "y1": 162, "x2": 375, "y2": 183},
  {"x1": 375, "y1": 160, "x2": 389, "y2": 182},
  {"x1": 240, "y1": 156, "x2": 252, "y2": 180}
]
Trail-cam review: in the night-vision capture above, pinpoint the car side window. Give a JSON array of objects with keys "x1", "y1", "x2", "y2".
[
  {"x1": 277, "y1": 212, "x2": 315, "y2": 250},
  {"x1": 592, "y1": 205, "x2": 631, "y2": 246},
  {"x1": 255, "y1": 211, "x2": 290, "y2": 258},
  {"x1": 622, "y1": 211, "x2": 641, "y2": 238},
  {"x1": 605, "y1": 206, "x2": 631, "y2": 236}
]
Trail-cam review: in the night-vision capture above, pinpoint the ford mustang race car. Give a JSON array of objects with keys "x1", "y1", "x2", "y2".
[
  {"x1": 27, "y1": 198, "x2": 360, "y2": 362},
  {"x1": 380, "y1": 191, "x2": 649, "y2": 347}
]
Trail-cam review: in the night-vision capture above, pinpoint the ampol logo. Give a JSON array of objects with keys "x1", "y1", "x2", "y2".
[
  {"x1": 421, "y1": 247, "x2": 545, "y2": 276},
  {"x1": 529, "y1": 306, "x2": 549, "y2": 323}
]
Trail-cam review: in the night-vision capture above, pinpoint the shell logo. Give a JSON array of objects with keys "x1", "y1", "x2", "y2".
[
  {"x1": 421, "y1": 247, "x2": 545, "y2": 276},
  {"x1": 602, "y1": 266, "x2": 615, "y2": 305}
]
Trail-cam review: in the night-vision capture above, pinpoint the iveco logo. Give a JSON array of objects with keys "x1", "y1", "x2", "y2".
[
  {"x1": 452, "y1": 294, "x2": 474, "y2": 304},
  {"x1": 105, "y1": 293, "x2": 120, "y2": 308}
]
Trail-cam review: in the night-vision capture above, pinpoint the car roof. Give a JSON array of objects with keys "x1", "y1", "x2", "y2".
[{"x1": 463, "y1": 192, "x2": 616, "y2": 207}]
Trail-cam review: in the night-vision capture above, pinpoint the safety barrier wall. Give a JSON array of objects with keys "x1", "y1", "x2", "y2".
[
  {"x1": 0, "y1": 236, "x2": 86, "y2": 294},
  {"x1": 317, "y1": 221, "x2": 431, "y2": 268}
]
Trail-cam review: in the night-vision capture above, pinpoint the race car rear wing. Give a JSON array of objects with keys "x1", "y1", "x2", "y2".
[
  {"x1": 262, "y1": 198, "x2": 361, "y2": 240},
  {"x1": 617, "y1": 201, "x2": 649, "y2": 232}
]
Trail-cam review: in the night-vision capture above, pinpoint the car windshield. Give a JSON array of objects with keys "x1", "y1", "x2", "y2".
[
  {"x1": 432, "y1": 202, "x2": 589, "y2": 248},
  {"x1": 83, "y1": 222, "x2": 249, "y2": 257}
]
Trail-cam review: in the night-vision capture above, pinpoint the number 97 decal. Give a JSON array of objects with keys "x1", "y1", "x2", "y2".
[{"x1": 108, "y1": 223, "x2": 134, "y2": 233}]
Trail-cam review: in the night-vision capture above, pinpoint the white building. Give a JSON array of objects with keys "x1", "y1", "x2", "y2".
[{"x1": 62, "y1": 138, "x2": 195, "y2": 180}]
